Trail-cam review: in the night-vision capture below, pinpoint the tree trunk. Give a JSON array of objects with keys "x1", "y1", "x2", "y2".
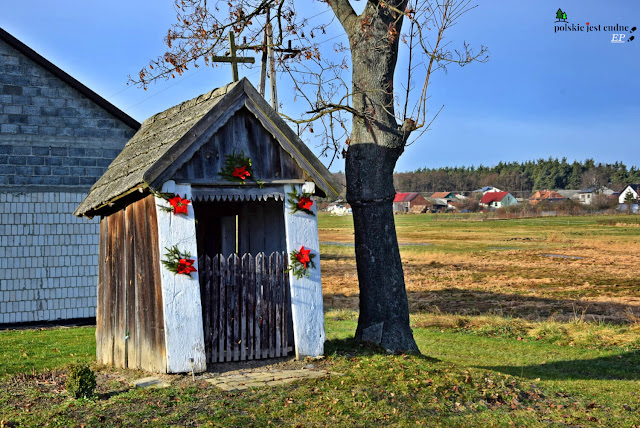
[
  {"x1": 344, "y1": 1, "x2": 419, "y2": 353},
  {"x1": 346, "y1": 144, "x2": 419, "y2": 353}
]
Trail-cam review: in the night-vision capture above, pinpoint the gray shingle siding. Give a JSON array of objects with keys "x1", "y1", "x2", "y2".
[{"x1": 0, "y1": 31, "x2": 139, "y2": 324}]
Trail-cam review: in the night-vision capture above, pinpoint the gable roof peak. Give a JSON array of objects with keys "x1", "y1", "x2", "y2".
[{"x1": 75, "y1": 78, "x2": 340, "y2": 217}]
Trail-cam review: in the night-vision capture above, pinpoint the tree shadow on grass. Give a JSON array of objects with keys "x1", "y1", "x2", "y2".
[
  {"x1": 324, "y1": 337, "x2": 439, "y2": 362},
  {"x1": 479, "y1": 350, "x2": 640, "y2": 381}
]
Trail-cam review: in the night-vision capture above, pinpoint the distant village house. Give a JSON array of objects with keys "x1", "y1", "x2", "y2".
[
  {"x1": 393, "y1": 192, "x2": 429, "y2": 213},
  {"x1": 480, "y1": 191, "x2": 517, "y2": 209},
  {"x1": 528, "y1": 190, "x2": 567, "y2": 206}
]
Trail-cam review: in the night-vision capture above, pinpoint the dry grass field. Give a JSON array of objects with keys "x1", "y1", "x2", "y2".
[{"x1": 319, "y1": 214, "x2": 640, "y2": 327}]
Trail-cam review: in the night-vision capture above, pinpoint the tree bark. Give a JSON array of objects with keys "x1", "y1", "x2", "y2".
[
  {"x1": 341, "y1": 0, "x2": 419, "y2": 353},
  {"x1": 346, "y1": 144, "x2": 418, "y2": 353}
]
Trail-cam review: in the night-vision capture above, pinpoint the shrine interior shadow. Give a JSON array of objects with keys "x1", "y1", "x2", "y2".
[{"x1": 478, "y1": 350, "x2": 640, "y2": 381}]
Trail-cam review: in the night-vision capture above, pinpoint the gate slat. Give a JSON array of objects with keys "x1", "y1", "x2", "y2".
[
  {"x1": 224, "y1": 255, "x2": 231, "y2": 362},
  {"x1": 263, "y1": 252, "x2": 269, "y2": 359},
  {"x1": 201, "y1": 256, "x2": 210, "y2": 363},
  {"x1": 240, "y1": 254, "x2": 248, "y2": 361},
  {"x1": 211, "y1": 255, "x2": 219, "y2": 363},
  {"x1": 233, "y1": 254, "x2": 241, "y2": 361},
  {"x1": 268, "y1": 253, "x2": 275, "y2": 358},
  {"x1": 255, "y1": 253, "x2": 263, "y2": 360},
  {"x1": 275, "y1": 251, "x2": 282, "y2": 358},
  {"x1": 247, "y1": 254, "x2": 255, "y2": 360},
  {"x1": 282, "y1": 252, "x2": 289, "y2": 357}
]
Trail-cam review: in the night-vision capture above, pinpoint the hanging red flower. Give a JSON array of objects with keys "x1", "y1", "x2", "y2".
[
  {"x1": 161, "y1": 245, "x2": 197, "y2": 277},
  {"x1": 176, "y1": 258, "x2": 196, "y2": 275},
  {"x1": 295, "y1": 246, "x2": 312, "y2": 268},
  {"x1": 232, "y1": 165, "x2": 251, "y2": 181},
  {"x1": 167, "y1": 194, "x2": 191, "y2": 215},
  {"x1": 297, "y1": 197, "x2": 313, "y2": 211},
  {"x1": 287, "y1": 189, "x2": 315, "y2": 216},
  {"x1": 287, "y1": 245, "x2": 317, "y2": 279}
]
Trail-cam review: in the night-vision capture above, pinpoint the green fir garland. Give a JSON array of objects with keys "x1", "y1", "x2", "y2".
[
  {"x1": 161, "y1": 245, "x2": 197, "y2": 277},
  {"x1": 287, "y1": 188, "x2": 315, "y2": 216},
  {"x1": 218, "y1": 149, "x2": 264, "y2": 187},
  {"x1": 286, "y1": 246, "x2": 317, "y2": 279}
]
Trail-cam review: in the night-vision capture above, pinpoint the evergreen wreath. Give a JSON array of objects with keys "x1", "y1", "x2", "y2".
[
  {"x1": 287, "y1": 188, "x2": 315, "y2": 216},
  {"x1": 162, "y1": 245, "x2": 197, "y2": 276},
  {"x1": 218, "y1": 149, "x2": 264, "y2": 187},
  {"x1": 286, "y1": 246, "x2": 317, "y2": 279}
]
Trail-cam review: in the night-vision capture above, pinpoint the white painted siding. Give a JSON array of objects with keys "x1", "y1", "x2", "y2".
[
  {"x1": 155, "y1": 181, "x2": 206, "y2": 373},
  {"x1": 283, "y1": 183, "x2": 325, "y2": 358}
]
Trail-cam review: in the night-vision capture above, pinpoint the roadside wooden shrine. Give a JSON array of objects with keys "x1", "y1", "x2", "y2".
[{"x1": 74, "y1": 78, "x2": 341, "y2": 373}]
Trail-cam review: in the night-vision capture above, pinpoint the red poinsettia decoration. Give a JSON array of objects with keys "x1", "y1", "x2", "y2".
[
  {"x1": 287, "y1": 189, "x2": 315, "y2": 216},
  {"x1": 161, "y1": 245, "x2": 197, "y2": 277},
  {"x1": 295, "y1": 246, "x2": 312, "y2": 268},
  {"x1": 297, "y1": 196, "x2": 313, "y2": 211},
  {"x1": 168, "y1": 194, "x2": 191, "y2": 215},
  {"x1": 176, "y1": 258, "x2": 196, "y2": 275},
  {"x1": 288, "y1": 246, "x2": 317, "y2": 279},
  {"x1": 232, "y1": 165, "x2": 251, "y2": 181}
]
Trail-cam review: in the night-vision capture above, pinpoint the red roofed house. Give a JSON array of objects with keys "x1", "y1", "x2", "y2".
[
  {"x1": 529, "y1": 190, "x2": 567, "y2": 206},
  {"x1": 430, "y1": 191, "x2": 456, "y2": 200},
  {"x1": 393, "y1": 192, "x2": 429, "y2": 213},
  {"x1": 480, "y1": 191, "x2": 517, "y2": 209}
]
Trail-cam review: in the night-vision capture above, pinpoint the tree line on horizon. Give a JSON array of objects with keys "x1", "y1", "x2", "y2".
[{"x1": 331, "y1": 158, "x2": 640, "y2": 196}]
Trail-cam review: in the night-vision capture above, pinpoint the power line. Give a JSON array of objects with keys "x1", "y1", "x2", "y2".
[{"x1": 123, "y1": 67, "x2": 205, "y2": 112}]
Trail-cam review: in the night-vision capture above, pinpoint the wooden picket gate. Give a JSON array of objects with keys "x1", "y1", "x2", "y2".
[{"x1": 198, "y1": 252, "x2": 291, "y2": 364}]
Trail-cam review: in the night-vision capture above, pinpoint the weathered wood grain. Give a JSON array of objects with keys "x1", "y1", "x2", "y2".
[
  {"x1": 255, "y1": 252, "x2": 263, "y2": 361},
  {"x1": 240, "y1": 254, "x2": 248, "y2": 361},
  {"x1": 247, "y1": 253, "x2": 255, "y2": 360},
  {"x1": 275, "y1": 251, "x2": 282, "y2": 358}
]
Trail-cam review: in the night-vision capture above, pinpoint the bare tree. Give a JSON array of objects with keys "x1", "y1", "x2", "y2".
[{"x1": 131, "y1": 0, "x2": 487, "y2": 353}]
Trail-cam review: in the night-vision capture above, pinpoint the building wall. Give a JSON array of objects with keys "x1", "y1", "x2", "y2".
[
  {"x1": 0, "y1": 37, "x2": 136, "y2": 324},
  {"x1": 0, "y1": 192, "x2": 98, "y2": 323}
]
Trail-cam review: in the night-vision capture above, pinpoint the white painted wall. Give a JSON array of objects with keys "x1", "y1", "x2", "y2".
[
  {"x1": 155, "y1": 180, "x2": 206, "y2": 373},
  {"x1": 283, "y1": 183, "x2": 325, "y2": 358}
]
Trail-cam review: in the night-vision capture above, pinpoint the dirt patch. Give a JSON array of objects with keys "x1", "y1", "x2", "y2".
[{"x1": 320, "y1": 226, "x2": 640, "y2": 324}]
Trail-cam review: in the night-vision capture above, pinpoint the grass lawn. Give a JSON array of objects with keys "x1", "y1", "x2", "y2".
[
  {"x1": 1, "y1": 212, "x2": 638, "y2": 426},
  {"x1": 1, "y1": 315, "x2": 639, "y2": 426}
]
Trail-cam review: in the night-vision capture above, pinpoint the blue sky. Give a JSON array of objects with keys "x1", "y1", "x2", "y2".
[{"x1": 2, "y1": 1, "x2": 638, "y2": 172}]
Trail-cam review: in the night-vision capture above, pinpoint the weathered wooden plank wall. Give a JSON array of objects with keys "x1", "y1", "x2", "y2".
[
  {"x1": 199, "y1": 252, "x2": 291, "y2": 363},
  {"x1": 96, "y1": 194, "x2": 166, "y2": 372},
  {"x1": 172, "y1": 108, "x2": 307, "y2": 183}
]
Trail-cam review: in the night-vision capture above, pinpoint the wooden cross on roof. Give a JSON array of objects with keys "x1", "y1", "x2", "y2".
[{"x1": 211, "y1": 31, "x2": 256, "y2": 82}]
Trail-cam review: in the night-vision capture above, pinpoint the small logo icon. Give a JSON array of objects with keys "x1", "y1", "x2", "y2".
[{"x1": 556, "y1": 8, "x2": 568, "y2": 23}]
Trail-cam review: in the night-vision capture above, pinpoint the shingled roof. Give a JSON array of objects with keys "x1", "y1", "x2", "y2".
[{"x1": 75, "y1": 78, "x2": 341, "y2": 217}]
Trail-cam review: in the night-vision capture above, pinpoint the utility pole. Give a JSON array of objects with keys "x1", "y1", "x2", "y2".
[
  {"x1": 267, "y1": 22, "x2": 277, "y2": 112},
  {"x1": 258, "y1": 8, "x2": 269, "y2": 97}
]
